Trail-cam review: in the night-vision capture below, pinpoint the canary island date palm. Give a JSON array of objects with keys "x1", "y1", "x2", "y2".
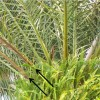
[{"x1": 0, "y1": 0, "x2": 100, "y2": 99}]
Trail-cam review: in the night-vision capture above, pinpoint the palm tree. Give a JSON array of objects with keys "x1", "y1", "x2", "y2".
[{"x1": 0, "y1": 0, "x2": 100, "y2": 99}]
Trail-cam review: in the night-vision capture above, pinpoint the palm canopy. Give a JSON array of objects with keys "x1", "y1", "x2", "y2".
[{"x1": 0, "y1": 0, "x2": 100, "y2": 99}]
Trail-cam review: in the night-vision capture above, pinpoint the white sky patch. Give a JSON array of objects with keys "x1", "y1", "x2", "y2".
[{"x1": 89, "y1": 0, "x2": 97, "y2": 2}]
